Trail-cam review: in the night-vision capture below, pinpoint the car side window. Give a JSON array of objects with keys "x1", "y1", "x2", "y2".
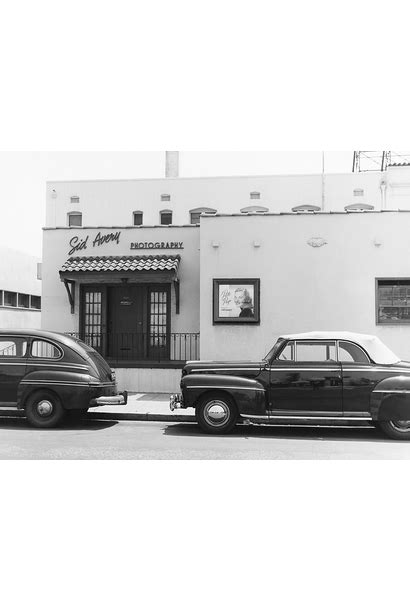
[
  {"x1": 0, "y1": 337, "x2": 28, "y2": 358},
  {"x1": 295, "y1": 341, "x2": 337, "y2": 362},
  {"x1": 30, "y1": 340, "x2": 62, "y2": 359},
  {"x1": 278, "y1": 341, "x2": 295, "y2": 361},
  {"x1": 338, "y1": 341, "x2": 370, "y2": 364}
]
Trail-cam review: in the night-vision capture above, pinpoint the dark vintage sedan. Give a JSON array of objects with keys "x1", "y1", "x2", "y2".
[
  {"x1": 0, "y1": 329, "x2": 127, "y2": 428},
  {"x1": 170, "y1": 331, "x2": 410, "y2": 440}
]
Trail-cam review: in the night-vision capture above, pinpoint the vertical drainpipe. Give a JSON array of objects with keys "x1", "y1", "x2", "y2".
[
  {"x1": 321, "y1": 151, "x2": 325, "y2": 210},
  {"x1": 380, "y1": 178, "x2": 387, "y2": 210}
]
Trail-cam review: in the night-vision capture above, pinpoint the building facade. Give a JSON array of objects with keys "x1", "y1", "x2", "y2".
[
  {"x1": 199, "y1": 211, "x2": 410, "y2": 362},
  {"x1": 0, "y1": 246, "x2": 41, "y2": 329},
  {"x1": 42, "y1": 162, "x2": 410, "y2": 391}
]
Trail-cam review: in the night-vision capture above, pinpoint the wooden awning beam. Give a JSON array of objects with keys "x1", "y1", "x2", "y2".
[
  {"x1": 174, "y1": 279, "x2": 180, "y2": 314},
  {"x1": 63, "y1": 279, "x2": 76, "y2": 314}
]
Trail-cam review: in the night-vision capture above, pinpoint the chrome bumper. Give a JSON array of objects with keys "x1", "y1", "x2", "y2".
[
  {"x1": 170, "y1": 393, "x2": 184, "y2": 411},
  {"x1": 90, "y1": 391, "x2": 128, "y2": 407}
]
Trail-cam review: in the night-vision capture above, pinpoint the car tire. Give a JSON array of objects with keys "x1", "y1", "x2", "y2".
[
  {"x1": 196, "y1": 393, "x2": 238, "y2": 434},
  {"x1": 25, "y1": 390, "x2": 66, "y2": 428},
  {"x1": 378, "y1": 420, "x2": 410, "y2": 440}
]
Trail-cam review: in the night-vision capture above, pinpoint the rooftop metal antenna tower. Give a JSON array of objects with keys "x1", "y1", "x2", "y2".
[
  {"x1": 352, "y1": 151, "x2": 391, "y2": 172},
  {"x1": 353, "y1": 151, "x2": 410, "y2": 172}
]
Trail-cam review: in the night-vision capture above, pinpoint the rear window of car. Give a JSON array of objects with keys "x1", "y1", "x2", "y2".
[
  {"x1": 30, "y1": 340, "x2": 62, "y2": 359},
  {"x1": 338, "y1": 341, "x2": 370, "y2": 363}
]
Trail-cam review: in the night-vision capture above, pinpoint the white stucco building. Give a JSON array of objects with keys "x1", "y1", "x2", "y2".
[
  {"x1": 0, "y1": 247, "x2": 41, "y2": 328},
  {"x1": 41, "y1": 157, "x2": 410, "y2": 391}
]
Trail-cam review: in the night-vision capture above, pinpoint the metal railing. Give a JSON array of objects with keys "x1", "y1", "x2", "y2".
[{"x1": 66, "y1": 332, "x2": 200, "y2": 363}]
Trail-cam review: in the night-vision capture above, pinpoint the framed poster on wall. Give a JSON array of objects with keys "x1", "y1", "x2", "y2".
[{"x1": 213, "y1": 279, "x2": 260, "y2": 324}]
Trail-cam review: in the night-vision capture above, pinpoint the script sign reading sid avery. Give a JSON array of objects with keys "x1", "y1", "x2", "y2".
[{"x1": 68, "y1": 231, "x2": 122, "y2": 256}]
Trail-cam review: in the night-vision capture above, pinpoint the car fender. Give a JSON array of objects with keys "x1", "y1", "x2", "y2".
[
  {"x1": 370, "y1": 375, "x2": 410, "y2": 421},
  {"x1": 18, "y1": 369, "x2": 91, "y2": 410},
  {"x1": 181, "y1": 373, "x2": 267, "y2": 415}
]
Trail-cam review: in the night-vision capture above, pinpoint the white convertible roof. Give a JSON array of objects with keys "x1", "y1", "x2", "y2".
[{"x1": 280, "y1": 331, "x2": 400, "y2": 365}]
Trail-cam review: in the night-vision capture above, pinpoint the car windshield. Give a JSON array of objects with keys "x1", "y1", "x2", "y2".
[{"x1": 263, "y1": 339, "x2": 285, "y2": 362}]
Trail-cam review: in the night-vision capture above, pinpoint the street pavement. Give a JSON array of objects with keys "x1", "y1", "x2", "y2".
[{"x1": 1, "y1": 417, "x2": 410, "y2": 459}]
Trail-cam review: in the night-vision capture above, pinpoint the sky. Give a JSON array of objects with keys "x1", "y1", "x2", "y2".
[{"x1": 0, "y1": 151, "x2": 354, "y2": 258}]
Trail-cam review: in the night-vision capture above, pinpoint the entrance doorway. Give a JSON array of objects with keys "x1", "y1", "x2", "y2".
[{"x1": 80, "y1": 283, "x2": 171, "y2": 361}]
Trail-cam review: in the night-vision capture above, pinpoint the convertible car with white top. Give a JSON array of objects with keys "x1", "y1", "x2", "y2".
[{"x1": 170, "y1": 332, "x2": 410, "y2": 440}]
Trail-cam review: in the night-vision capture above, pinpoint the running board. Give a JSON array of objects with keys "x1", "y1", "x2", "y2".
[{"x1": 240, "y1": 414, "x2": 373, "y2": 423}]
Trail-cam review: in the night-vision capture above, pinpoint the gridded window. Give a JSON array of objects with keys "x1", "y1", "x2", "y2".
[
  {"x1": 0, "y1": 338, "x2": 27, "y2": 357},
  {"x1": 250, "y1": 192, "x2": 261, "y2": 200},
  {"x1": 31, "y1": 340, "x2": 61, "y2": 359},
  {"x1": 133, "y1": 211, "x2": 143, "y2": 226},
  {"x1": 149, "y1": 291, "x2": 168, "y2": 347},
  {"x1": 30, "y1": 295, "x2": 41, "y2": 310},
  {"x1": 4, "y1": 291, "x2": 17, "y2": 307},
  {"x1": 377, "y1": 279, "x2": 410, "y2": 324},
  {"x1": 160, "y1": 210, "x2": 172, "y2": 225},
  {"x1": 71, "y1": 196, "x2": 80, "y2": 204},
  {"x1": 161, "y1": 194, "x2": 171, "y2": 202},
  {"x1": 18, "y1": 293, "x2": 30, "y2": 308},
  {"x1": 84, "y1": 290, "x2": 102, "y2": 348},
  {"x1": 68, "y1": 212, "x2": 82, "y2": 227}
]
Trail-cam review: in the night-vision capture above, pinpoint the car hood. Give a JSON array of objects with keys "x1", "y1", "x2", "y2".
[
  {"x1": 183, "y1": 360, "x2": 265, "y2": 378},
  {"x1": 393, "y1": 360, "x2": 410, "y2": 370}
]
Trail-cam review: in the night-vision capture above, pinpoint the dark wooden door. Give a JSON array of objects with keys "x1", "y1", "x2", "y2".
[
  {"x1": 268, "y1": 341, "x2": 343, "y2": 415},
  {"x1": 107, "y1": 286, "x2": 146, "y2": 360}
]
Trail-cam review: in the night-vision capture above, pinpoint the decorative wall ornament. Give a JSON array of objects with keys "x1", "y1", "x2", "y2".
[{"x1": 307, "y1": 237, "x2": 327, "y2": 248}]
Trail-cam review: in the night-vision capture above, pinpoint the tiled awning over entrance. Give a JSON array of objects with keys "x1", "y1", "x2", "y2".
[
  {"x1": 59, "y1": 255, "x2": 181, "y2": 314},
  {"x1": 60, "y1": 254, "x2": 181, "y2": 274}
]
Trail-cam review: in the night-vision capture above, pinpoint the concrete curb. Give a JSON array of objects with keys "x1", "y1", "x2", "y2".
[{"x1": 87, "y1": 412, "x2": 196, "y2": 423}]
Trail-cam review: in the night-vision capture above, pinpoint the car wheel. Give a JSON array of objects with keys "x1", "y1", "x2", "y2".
[
  {"x1": 196, "y1": 393, "x2": 237, "y2": 434},
  {"x1": 378, "y1": 420, "x2": 410, "y2": 440},
  {"x1": 25, "y1": 391, "x2": 66, "y2": 428}
]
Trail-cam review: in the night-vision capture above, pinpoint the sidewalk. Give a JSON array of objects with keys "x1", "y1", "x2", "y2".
[{"x1": 88, "y1": 392, "x2": 195, "y2": 422}]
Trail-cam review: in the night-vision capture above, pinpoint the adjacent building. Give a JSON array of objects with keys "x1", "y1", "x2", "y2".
[{"x1": 0, "y1": 246, "x2": 41, "y2": 329}]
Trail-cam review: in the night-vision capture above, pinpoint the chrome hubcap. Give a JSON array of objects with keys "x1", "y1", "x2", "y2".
[
  {"x1": 203, "y1": 400, "x2": 230, "y2": 427},
  {"x1": 36, "y1": 400, "x2": 54, "y2": 417},
  {"x1": 390, "y1": 420, "x2": 410, "y2": 431}
]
